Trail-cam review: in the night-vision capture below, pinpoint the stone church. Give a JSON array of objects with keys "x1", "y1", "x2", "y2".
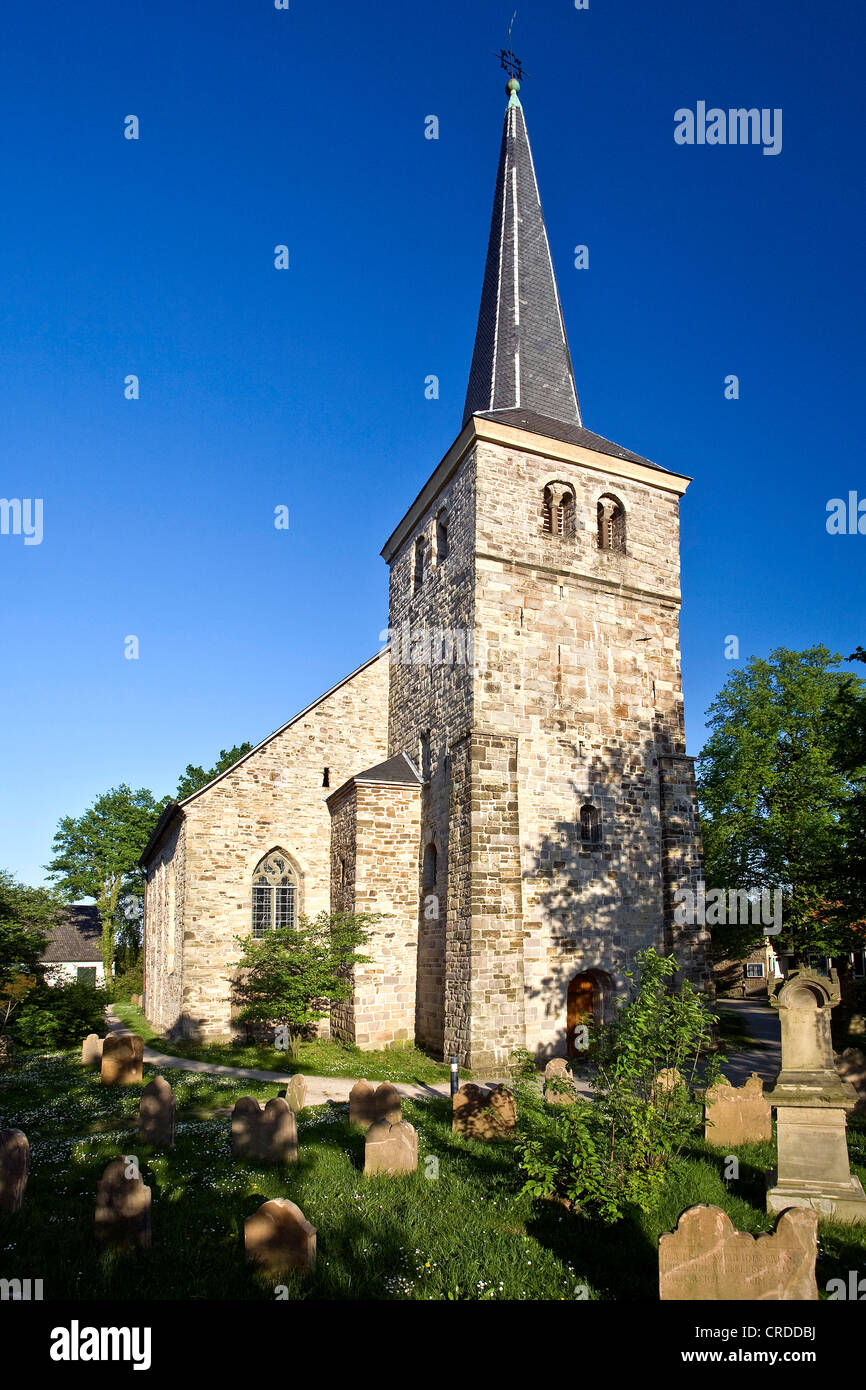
[{"x1": 141, "y1": 79, "x2": 711, "y2": 1069}]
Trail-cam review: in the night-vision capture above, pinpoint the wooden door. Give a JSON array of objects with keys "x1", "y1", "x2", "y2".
[{"x1": 567, "y1": 975, "x2": 595, "y2": 1056}]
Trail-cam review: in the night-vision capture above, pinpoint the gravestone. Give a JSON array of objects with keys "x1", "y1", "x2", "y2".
[
  {"x1": 138, "y1": 1077, "x2": 176, "y2": 1147},
  {"x1": 703, "y1": 1073, "x2": 772, "y2": 1147},
  {"x1": 653, "y1": 1067, "x2": 687, "y2": 1097},
  {"x1": 244, "y1": 1199, "x2": 316, "y2": 1272},
  {"x1": 349, "y1": 1079, "x2": 376, "y2": 1128},
  {"x1": 82, "y1": 1034, "x2": 103, "y2": 1067},
  {"x1": 544, "y1": 1058, "x2": 576, "y2": 1106},
  {"x1": 0, "y1": 1129, "x2": 30, "y2": 1215},
  {"x1": 373, "y1": 1082, "x2": 402, "y2": 1124},
  {"x1": 452, "y1": 1083, "x2": 516, "y2": 1140},
  {"x1": 659, "y1": 1204, "x2": 818, "y2": 1300},
  {"x1": 101, "y1": 1032, "x2": 143, "y2": 1085},
  {"x1": 231, "y1": 1096, "x2": 297, "y2": 1163},
  {"x1": 766, "y1": 968, "x2": 866, "y2": 1224},
  {"x1": 284, "y1": 1074, "x2": 307, "y2": 1114},
  {"x1": 348, "y1": 1079, "x2": 402, "y2": 1129},
  {"x1": 94, "y1": 1158, "x2": 152, "y2": 1249},
  {"x1": 364, "y1": 1119, "x2": 418, "y2": 1176}
]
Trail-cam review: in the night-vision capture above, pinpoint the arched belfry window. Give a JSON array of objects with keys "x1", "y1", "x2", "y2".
[
  {"x1": 580, "y1": 804, "x2": 601, "y2": 845},
  {"x1": 597, "y1": 495, "x2": 626, "y2": 553},
  {"x1": 542, "y1": 482, "x2": 576, "y2": 538},
  {"x1": 414, "y1": 535, "x2": 426, "y2": 593},
  {"x1": 436, "y1": 512, "x2": 449, "y2": 564},
  {"x1": 252, "y1": 850, "x2": 297, "y2": 938}
]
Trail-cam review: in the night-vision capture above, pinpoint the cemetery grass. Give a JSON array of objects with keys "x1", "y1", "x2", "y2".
[
  {"x1": 2, "y1": 1051, "x2": 866, "y2": 1301},
  {"x1": 111, "y1": 1002, "x2": 458, "y2": 1085}
]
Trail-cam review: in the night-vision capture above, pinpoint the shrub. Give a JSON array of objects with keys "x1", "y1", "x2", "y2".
[
  {"x1": 514, "y1": 949, "x2": 723, "y2": 1223},
  {"x1": 12, "y1": 978, "x2": 110, "y2": 1049}
]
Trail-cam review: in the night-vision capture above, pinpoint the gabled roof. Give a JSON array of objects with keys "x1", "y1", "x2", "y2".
[
  {"x1": 354, "y1": 751, "x2": 422, "y2": 785},
  {"x1": 139, "y1": 648, "x2": 388, "y2": 867},
  {"x1": 42, "y1": 904, "x2": 102, "y2": 963},
  {"x1": 463, "y1": 83, "x2": 581, "y2": 431}
]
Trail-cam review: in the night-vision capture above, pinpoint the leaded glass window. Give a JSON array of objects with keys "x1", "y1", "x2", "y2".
[{"x1": 251, "y1": 850, "x2": 297, "y2": 938}]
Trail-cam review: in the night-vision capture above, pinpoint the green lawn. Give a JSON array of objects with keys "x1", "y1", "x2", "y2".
[
  {"x1": 111, "y1": 1002, "x2": 457, "y2": 1085},
  {"x1": 1, "y1": 1049, "x2": 865, "y2": 1300}
]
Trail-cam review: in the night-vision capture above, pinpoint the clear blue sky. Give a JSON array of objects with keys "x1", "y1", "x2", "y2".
[{"x1": 1, "y1": 0, "x2": 863, "y2": 887}]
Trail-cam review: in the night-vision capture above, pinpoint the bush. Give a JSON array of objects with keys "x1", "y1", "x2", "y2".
[
  {"x1": 11, "y1": 978, "x2": 109, "y2": 1049},
  {"x1": 514, "y1": 949, "x2": 723, "y2": 1223},
  {"x1": 111, "y1": 959, "x2": 143, "y2": 1002}
]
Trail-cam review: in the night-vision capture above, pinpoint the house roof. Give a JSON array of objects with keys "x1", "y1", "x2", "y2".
[
  {"x1": 354, "y1": 751, "x2": 422, "y2": 785},
  {"x1": 42, "y1": 904, "x2": 102, "y2": 963}
]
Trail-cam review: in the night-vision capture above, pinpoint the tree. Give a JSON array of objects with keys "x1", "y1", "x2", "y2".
[
  {"x1": 0, "y1": 869, "x2": 60, "y2": 1034},
  {"x1": 697, "y1": 646, "x2": 866, "y2": 962},
  {"x1": 231, "y1": 911, "x2": 375, "y2": 1051},
  {"x1": 45, "y1": 785, "x2": 163, "y2": 981},
  {"x1": 175, "y1": 743, "x2": 252, "y2": 801}
]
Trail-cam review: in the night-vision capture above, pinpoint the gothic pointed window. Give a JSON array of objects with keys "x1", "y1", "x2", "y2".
[
  {"x1": 252, "y1": 850, "x2": 297, "y2": 938},
  {"x1": 597, "y1": 495, "x2": 626, "y2": 553},
  {"x1": 580, "y1": 804, "x2": 601, "y2": 845},
  {"x1": 542, "y1": 483, "x2": 575, "y2": 538}
]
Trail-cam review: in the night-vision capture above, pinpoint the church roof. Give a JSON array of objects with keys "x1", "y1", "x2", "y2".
[
  {"x1": 353, "y1": 751, "x2": 422, "y2": 785},
  {"x1": 463, "y1": 81, "x2": 581, "y2": 432}
]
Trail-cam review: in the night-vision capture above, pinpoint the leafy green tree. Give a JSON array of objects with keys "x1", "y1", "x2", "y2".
[
  {"x1": 45, "y1": 785, "x2": 163, "y2": 981},
  {"x1": 231, "y1": 911, "x2": 376, "y2": 1053},
  {"x1": 0, "y1": 869, "x2": 60, "y2": 1033},
  {"x1": 697, "y1": 646, "x2": 866, "y2": 961},
  {"x1": 175, "y1": 743, "x2": 252, "y2": 801}
]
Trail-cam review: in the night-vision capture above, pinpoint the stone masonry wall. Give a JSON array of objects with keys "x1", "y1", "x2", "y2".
[
  {"x1": 144, "y1": 817, "x2": 185, "y2": 1034},
  {"x1": 386, "y1": 449, "x2": 477, "y2": 1055},
  {"x1": 328, "y1": 778, "x2": 422, "y2": 1048},
  {"x1": 144, "y1": 652, "x2": 389, "y2": 1039}
]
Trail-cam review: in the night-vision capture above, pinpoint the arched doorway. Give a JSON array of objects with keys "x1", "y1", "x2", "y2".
[{"x1": 566, "y1": 970, "x2": 611, "y2": 1056}]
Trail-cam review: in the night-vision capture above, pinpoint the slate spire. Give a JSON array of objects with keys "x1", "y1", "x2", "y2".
[{"x1": 463, "y1": 79, "x2": 581, "y2": 430}]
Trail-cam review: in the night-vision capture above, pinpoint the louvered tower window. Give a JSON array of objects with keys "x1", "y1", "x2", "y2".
[{"x1": 597, "y1": 496, "x2": 626, "y2": 552}]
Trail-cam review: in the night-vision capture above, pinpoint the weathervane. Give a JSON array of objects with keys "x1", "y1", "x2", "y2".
[{"x1": 495, "y1": 9, "x2": 527, "y2": 82}]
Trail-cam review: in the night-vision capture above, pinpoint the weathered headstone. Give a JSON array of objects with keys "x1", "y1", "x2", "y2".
[
  {"x1": 766, "y1": 969, "x2": 866, "y2": 1224},
  {"x1": 653, "y1": 1067, "x2": 686, "y2": 1097},
  {"x1": 0, "y1": 1129, "x2": 30, "y2": 1215},
  {"x1": 364, "y1": 1119, "x2": 418, "y2": 1176},
  {"x1": 659, "y1": 1204, "x2": 818, "y2": 1301},
  {"x1": 82, "y1": 1033, "x2": 103, "y2": 1067},
  {"x1": 544, "y1": 1058, "x2": 577, "y2": 1105},
  {"x1": 231, "y1": 1096, "x2": 297, "y2": 1163},
  {"x1": 244, "y1": 1198, "x2": 316, "y2": 1272},
  {"x1": 349, "y1": 1079, "x2": 376, "y2": 1128},
  {"x1": 94, "y1": 1158, "x2": 152, "y2": 1249},
  {"x1": 704, "y1": 1072, "x2": 772, "y2": 1147},
  {"x1": 452, "y1": 1083, "x2": 516, "y2": 1140},
  {"x1": 373, "y1": 1082, "x2": 402, "y2": 1124},
  {"x1": 100, "y1": 1032, "x2": 143, "y2": 1085},
  {"x1": 138, "y1": 1076, "x2": 176, "y2": 1147},
  {"x1": 284, "y1": 1073, "x2": 307, "y2": 1114}
]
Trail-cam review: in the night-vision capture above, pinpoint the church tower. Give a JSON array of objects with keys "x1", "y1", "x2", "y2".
[{"x1": 378, "y1": 78, "x2": 710, "y2": 1069}]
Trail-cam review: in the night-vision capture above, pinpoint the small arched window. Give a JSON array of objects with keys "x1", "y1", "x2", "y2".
[
  {"x1": 414, "y1": 536, "x2": 426, "y2": 593},
  {"x1": 436, "y1": 512, "x2": 449, "y2": 564},
  {"x1": 597, "y1": 495, "x2": 626, "y2": 553},
  {"x1": 422, "y1": 842, "x2": 437, "y2": 889},
  {"x1": 580, "y1": 804, "x2": 601, "y2": 845},
  {"x1": 542, "y1": 483, "x2": 575, "y2": 537},
  {"x1": 252, "y1": 850, "x2": 297, "y2": 937}
]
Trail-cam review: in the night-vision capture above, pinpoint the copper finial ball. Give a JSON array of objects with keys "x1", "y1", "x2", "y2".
[{"x1": 506, "y1": 78, "x2": 521, "y2": 97}]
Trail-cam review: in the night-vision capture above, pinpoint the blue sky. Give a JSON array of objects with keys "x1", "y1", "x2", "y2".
[{"x1": 1, "y1": 0, "x2": 863, "y2": 886}]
